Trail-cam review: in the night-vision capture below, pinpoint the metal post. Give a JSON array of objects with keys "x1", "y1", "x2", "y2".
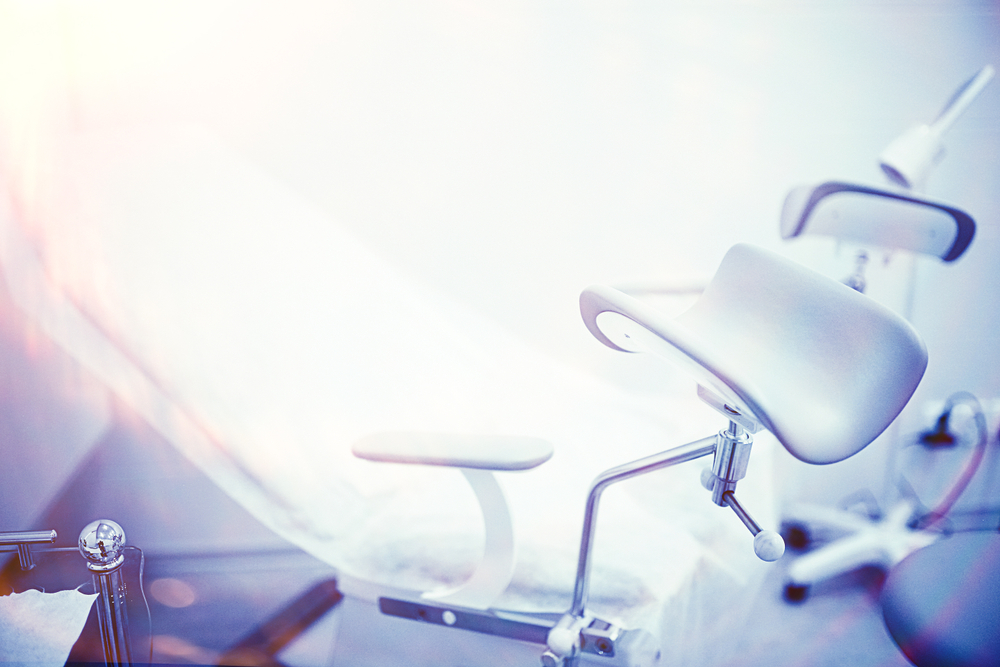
[
  {"x1": 569, "y1": 435, "x2": 717, "y2": 617},
  {"x1": 542, "y1": 436, "x2": 717, "y2": 667},
  {"x1": 79, "y1": 520, "x2": 132, "y2": 667}
]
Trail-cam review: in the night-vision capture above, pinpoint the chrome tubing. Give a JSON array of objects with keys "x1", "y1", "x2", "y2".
[
  {"x1": 79, "y1": 520, "x2": 132, "y2": 667},
  {"x1": 569, "y1": 435, "x2": 717, "y2": 617}
]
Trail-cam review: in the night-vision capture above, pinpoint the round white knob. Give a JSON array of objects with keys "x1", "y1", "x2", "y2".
[
  {"x1": 546, "y1": 626, "x2": 578, "y2": 658},
  {"x1": 540, "y1": 650, "x2": 562, "y2": 667},
  {"x1": 700, "y1": 467, "x2": 716, "y2": 491},
  {"x1": 753, "y1": 530, "x2": 785, "y2": 562}
]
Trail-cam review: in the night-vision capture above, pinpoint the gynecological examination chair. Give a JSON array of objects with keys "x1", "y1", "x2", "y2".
[{"x1": 334, "y1": 243, "x2": 927, "y2": 666}]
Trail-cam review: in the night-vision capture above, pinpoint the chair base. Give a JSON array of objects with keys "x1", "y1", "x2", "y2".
[{"x1": 782, "y1": 499, "x2": 940, "y2": 595}]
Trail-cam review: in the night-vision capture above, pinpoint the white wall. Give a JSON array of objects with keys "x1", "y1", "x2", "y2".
[{"x1": 1, "y1": 0, "x2": 998, "y2": 526}]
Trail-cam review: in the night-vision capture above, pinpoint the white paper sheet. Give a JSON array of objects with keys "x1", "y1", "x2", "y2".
[{"x1": 0, "y1": 589, "x2": 97, "y2": 666}]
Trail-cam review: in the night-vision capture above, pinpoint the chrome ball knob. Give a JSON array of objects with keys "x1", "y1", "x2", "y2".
[{"x1": 78, "y1": 520, "x2": 126, "y2": 571}]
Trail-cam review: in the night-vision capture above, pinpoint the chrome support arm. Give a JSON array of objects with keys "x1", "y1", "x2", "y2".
[
  {"x1": 544, "y1": 422, "x2": 785, "y2": 666},
  {"x1": 569, "y1": 435, "x2": 718, "y2": 617},
  {"x1": 544, "y1": 435, "x2": 716, "y2": 666},
  {"x1": 79, "y1": 520, "x2": 133, "y2": 667}
]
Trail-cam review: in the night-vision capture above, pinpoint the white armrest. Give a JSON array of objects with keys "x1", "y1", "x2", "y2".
[
  {"x1": 352, "y1": 432, "x2": 554, "y2": 609},
  {"x1": 352, "y1": 432, "x2": 553, "y2": 471}
]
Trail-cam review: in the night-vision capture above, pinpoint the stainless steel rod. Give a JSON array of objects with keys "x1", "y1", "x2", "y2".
[
  {"x1": 93, "y1": 567, "x2": 132, "y2": 667},
  {"x1": 79, "y1": 520, "x2": 132, "y2": 666},
  {"x1": 0, "y1": 530, "x2": 57, "y2": 546},
  {"x1": 722, "y1": 491, "x2": 761, "y2": 535},
  {"x1": 569, "y1": 435, "x2": 717, "y2": 616}
]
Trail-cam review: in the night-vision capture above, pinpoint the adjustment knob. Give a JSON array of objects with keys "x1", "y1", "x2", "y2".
[
  {"x1": 700, "y1": 467, "x2": 716, "y2": 491},
  {"x1": 540, "y1": 650, "x2": 563, "y2": 667},
  {"x1": 753, "y1": 530, "x2": 785, "y2": 562},
  {"x1": 547, "y1": 626, "x2": 578, "y2": 657}
]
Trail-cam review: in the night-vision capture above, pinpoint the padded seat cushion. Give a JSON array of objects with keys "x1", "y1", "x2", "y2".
[{"x1": 581, "y1": 245, "x2": 928, "y2": 463}]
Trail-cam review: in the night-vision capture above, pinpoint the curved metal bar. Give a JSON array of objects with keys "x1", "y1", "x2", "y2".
[{"x1": 569, "y1": 435, "x2": 717, "y2": 617}]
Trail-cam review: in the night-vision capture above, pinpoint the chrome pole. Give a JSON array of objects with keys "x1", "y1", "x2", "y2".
[
  {"x1": 569, "y1": 435, "x2": 717, "y2": 617},
  {"x1": 79, "y1": 520, "x2": 132, "y2": 667}
]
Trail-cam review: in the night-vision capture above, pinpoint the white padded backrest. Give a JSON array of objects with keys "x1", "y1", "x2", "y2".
[
  {"x1": 780, "y1": 182, "x2": 976, "y2": 262},
  {"x1": 581, "y1": 244, "x2": 928, "y2": 464}
]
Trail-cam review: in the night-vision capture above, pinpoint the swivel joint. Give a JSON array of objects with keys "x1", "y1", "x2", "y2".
[
  {"x1": 701, "y1": 419, "x2": 785, "y2": 562},
  {"x1": 707, "y1": 420, "x2": 753, "y2": 506}
]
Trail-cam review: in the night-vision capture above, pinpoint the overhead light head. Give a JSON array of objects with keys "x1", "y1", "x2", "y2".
[
  {"x1": 878, "y1": 124, "x2": 945, "y2": 191},
  {"x1": 878, "y1": 65, "x2": 994, "y2": 191}
]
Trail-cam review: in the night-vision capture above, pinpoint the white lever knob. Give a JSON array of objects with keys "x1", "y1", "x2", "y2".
[
  {"x1": 754, "y1": 530, "x2": 785, "y2": 562},
  {"x1": 547, "y1": 626, "x2": 578, "y2": 658},
  {"x1": 700, "y1": 467, "x2": 716, "y2": 491},
  {"x1": 701, "y1": 468, "x2": 716, "y2": 491}
]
